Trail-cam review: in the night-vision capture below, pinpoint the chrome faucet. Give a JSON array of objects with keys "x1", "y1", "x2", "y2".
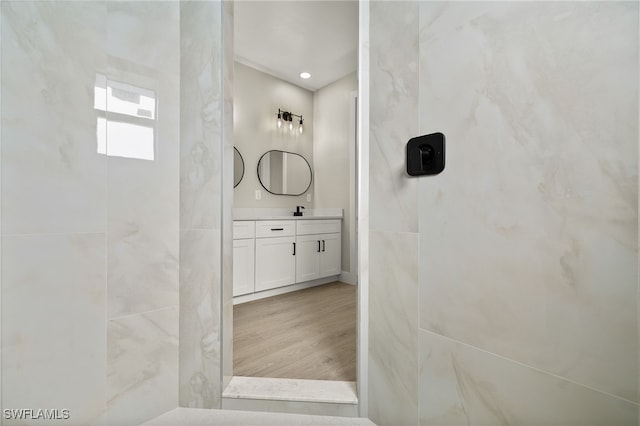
[{"x1": 294, "y1": 206, "x2": 305, "y2": 216}]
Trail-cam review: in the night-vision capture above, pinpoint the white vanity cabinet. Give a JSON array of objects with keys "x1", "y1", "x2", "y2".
[
  {"x1": 295, "y1": 220, "x2": 342, "y2": 283},
  {"x1": 233, "y1": 217, "x2": 341, "y2": 301},
  {"x1": 318, "y1": 232, "x2": 342, "y2": 277},
  {"x1": 254, "y1": 221, "x2": 296, "y2": 292},
  {"x1": 233, "y1": 221, "x2": 255, "y2": 297}
]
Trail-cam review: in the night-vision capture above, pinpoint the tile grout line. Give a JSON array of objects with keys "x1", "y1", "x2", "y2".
[
  {"x1": 0, "y1": 2, "x2": 3, "y2": 416},
  {"x1": 104, "y1": 49, "x2": 110, "y2": 422},
  {"x1": 176, "y1": 1, "x2": 182, "y2": 411},
  {"x1": 108, "y1": 305, "x2": 178, "y2": 323},
  {"x1": 637, "y1": 0, "x2": 640, "y2": 411},
  {"x1": 220, "y1": 1, "x2": 229, "y2": 403},
  {"x1": 416, "y1": 1, "x2": 422, "y2": 424},
  {"x1": 419, "y1": 327, "x2": 639, "y2": 407},
  {"x1": 1, "y1": 231, "x2": 105, "y2": 238},
  {"x1": 637, "y1": 2, "x2": 640, "y2": 414}
]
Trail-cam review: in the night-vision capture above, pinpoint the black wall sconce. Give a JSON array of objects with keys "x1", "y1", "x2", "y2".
[{"x1": 276, "y1": 108, "x2": 304, "y2": 134}]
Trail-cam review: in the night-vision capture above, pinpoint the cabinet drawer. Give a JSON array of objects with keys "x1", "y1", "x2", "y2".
[
  {"x1": 255, "y1": 220, "x2": 295, "y2": 238},
  {"x1": 233, "y1": 221, "x2": 255, "y2": 239},
  {"x1": 296, "y1": 219, "x2": 341, "y2": 236}
]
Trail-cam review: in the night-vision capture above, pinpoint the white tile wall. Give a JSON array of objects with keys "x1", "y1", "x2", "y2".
[
  {"x1": 105, "y1": 1, "x2": 180, "y2": 319},
  {"x1": 369, "y1": 1, "x2": 419, "y2": 234},
  {"x1": 107, "y1": 307, "x2": 179, "y2": 425},
  {"x1": 178, "y1": 0, "x2": 227, "y2": 410},
  {"x1": 1, "y1": 2, "x2": 107, "y2": 236},
  {"x1": 178, "y1": 229, "x2": 222, "y2": 408},
  {"x1": 2, "y1": 234, "x2": 107, "y2": 425},
  {"x1": 419, "y1": 330, "x2": 637, "y2": 425},
  {"x1": 368, "y1": 230, "x2": 419, "y2": 425},
  {"x1": 418, "y1": 1, "x2": 639, "y2": 403},
  {"x1": 368, "y1": 1, "x2": 639, "y2": 425},
  {"x1": 1, "y1": 2, "x2": 182, "y2": 425},
  {"x1": 179, "y1": 1, "x2": 224, "y2": 232}
]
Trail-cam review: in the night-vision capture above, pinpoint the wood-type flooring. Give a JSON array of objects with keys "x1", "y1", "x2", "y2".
[{"x1": 233, "y1": 281, "x2": 356, "y2": 381}]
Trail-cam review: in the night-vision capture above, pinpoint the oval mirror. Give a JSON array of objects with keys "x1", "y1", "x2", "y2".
[
  {"x1": 257, "y1": 150, "x2": 312, "y2": 196},
  {"x1": 233, "y1": 147, "x2": 245, "y2": 188}
]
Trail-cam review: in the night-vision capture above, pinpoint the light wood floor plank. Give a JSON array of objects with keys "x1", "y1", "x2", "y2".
[{"x1": 233, "y1": 281, "x2": 357, "y2": 381}]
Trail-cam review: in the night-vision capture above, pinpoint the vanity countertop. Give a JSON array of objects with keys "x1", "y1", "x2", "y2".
[
  {"x1": 233, "y1": 208, "x2": 343, "y2": 221},
  {"x1": 234, "y1": 215, "x2": 342, "y2": 221}
]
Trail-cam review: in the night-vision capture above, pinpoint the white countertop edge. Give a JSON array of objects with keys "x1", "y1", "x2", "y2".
[
  {"x1": 234, "y1": 207, "x2": 343, "y2": 221},
  {"x1": 234, "y1": 215, "x2": 343, "y2": 221}
]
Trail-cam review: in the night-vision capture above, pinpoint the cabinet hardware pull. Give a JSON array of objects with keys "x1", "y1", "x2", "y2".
[
  {"x1": 271, "y1": 228, "x2": 284, "y2": 231},
  {"x1": 322, "y1": 239, "x2": 326, "y2": 252},
  {"x1": 317, "y1": 240, "x2": 321, "y2": 252},
  {"x1": 293, "y1": 242, "x2": 296, "y2": 255}
]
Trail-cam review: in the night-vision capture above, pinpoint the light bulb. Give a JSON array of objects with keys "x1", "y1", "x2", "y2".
[
  {"x1": 277, "y1": 112, "x2": 282, "y2": 128},
  {"x1": 289, "y1": 120, "x2": 294, "y2": 131},
  {"x1": 298, "y1": 119, "x2": 303, "y2": 134}
]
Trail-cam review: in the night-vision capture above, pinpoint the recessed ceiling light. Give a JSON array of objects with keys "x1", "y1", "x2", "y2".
[{"x1": 300, "y1": 72, "x2": 311, "y2": 79}]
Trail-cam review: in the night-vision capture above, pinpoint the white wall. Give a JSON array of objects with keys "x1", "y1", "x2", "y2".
[
  {"x1": 234, "y1": 62, "x2": 314, "y2": 209},
  {"x1": 234, "y1": 65, "x2": 357, "y2": 278},
  {"x1": 313, "y1": 72, "x2": 357, "y2": 276},
  {"x1": 368, "y1": 2, "x2": 639, "y2": 425}
]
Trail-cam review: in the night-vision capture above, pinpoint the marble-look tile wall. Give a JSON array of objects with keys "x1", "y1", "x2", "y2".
[
  {"x1": 1, "y1": 2, "x2": 108, "y2": 424},
  {"x1": 418, "y1": 0, "x2": 638, "y2": 413},
  {"x1": 2, "y1": 234, "x2": 107, "y2": 425},
  {"x1": 105, "y1": 2, "x2": 180, "y2": 423},
  {"x1": 419, "y1": 330, "x2": 637, "y2": 425},
  {"x1": 2, "y1": 2, "x2": 180, "y2": 424},
  {"x1": 368, "y1": 1, "x2": 639, "y2": 425},
  {"x1": 106, "y1": 1, "x2": 180, "y2": 319},
  {"x1": 179, "y1": 0, "x2": 229, "y2": 410},
  {"x1": 368, "y1": 2, "x2": 420, "y2": 425},
  {"x1": 107, "y1": 308, "x2": 179, "y2": 425},
  {"x1": 1, "y1": 3, "x2": 4, "y2": 417},
  {"x1": 369, "y1": 231, "x2": 419, "y2": 425},
  {"x1": 221, "y1": 0, "x2": 235, "y2": 392},
  {"x1": 1, "y1": 2, "x2": 107, "y2": 236},
  {"x1": 369, "y1": 2, "x2": 419, "y2": 234}
]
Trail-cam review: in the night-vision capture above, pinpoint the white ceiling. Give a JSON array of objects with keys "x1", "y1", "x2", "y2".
[{"x1": 234, "y1": 1, "x2": 359, "y2": 92}]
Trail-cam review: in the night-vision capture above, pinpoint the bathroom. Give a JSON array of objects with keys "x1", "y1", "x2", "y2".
[
  {"x1": 1, "y1": 1, "x2": 638, "y2": 426},
  {"x1": 229, "y1": 0, "x2": 359, "y2": 388}
]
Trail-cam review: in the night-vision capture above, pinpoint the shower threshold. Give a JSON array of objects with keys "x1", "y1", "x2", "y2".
[{"x1": 221, "y1": 376, "x2": 358, "y2": 417}]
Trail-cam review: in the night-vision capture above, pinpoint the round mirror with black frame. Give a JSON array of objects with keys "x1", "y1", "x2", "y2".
[
  {"x1": 233, "y1": 147, "x2": 245, "y2": 188},
  {"x1": 257, "y1": 150, "x2": 312, "y2": 196}
]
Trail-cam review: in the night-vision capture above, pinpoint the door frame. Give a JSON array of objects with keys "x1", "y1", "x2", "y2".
[{"x1": 355, "y1": 0, "x2": 369, "y2": 417}]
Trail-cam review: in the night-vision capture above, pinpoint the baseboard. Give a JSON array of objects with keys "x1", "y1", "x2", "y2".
[
  {"x1": 233, "y1": 276, "x2": 338, "y2": 305},
  {"x1": 338, "y1": 270, "x2": 357, "y2": 285}
]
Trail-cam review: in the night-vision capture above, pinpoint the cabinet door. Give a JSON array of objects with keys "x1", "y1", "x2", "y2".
[
  {"x1": 233, "y1": 239, "x2": 255, "y2": 296},
  {"x1": 295, "y1": 234, "x2": 321, "y2": 283},
  {"x1": 255, "y1": 236, "x2": 296, "y2": 292},
  {"x1": 319, "y1": 233, "x2": 342, "y2": 278}
]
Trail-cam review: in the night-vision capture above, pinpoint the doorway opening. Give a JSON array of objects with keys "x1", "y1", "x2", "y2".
[{"x1": 222, "y1": 0, "x2": 364, "y2": 416}]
